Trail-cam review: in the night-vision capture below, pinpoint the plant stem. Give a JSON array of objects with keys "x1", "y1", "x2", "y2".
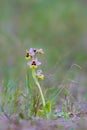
[
  {"x1": 26, "y1": 66, "x2": 30, "y2": 101},
  {"x1": 32, "y1": 69, "x2": 45, "y2": 107}
]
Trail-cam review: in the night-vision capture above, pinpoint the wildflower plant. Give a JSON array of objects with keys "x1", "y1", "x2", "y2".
[{"x1": 25, "y1": 48, "x2": 51, "y2": 118}]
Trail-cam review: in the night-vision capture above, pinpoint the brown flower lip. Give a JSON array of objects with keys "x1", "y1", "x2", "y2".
[
  {"x1": 26, "y1": 53, "x2": 29, "y2": 57},
  {"x1": 32, "y1": 61, "x2": 36, "y2": 65}
]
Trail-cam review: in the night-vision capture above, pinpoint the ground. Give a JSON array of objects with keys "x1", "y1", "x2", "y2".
[{"x1": 0, "y1": 102, "x2": 87, "y2": 130}]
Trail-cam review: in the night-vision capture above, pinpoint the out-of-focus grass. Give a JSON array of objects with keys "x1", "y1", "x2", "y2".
[
  {"x1": 0, "y1": 0, "x2": 87, "y2": 79},
  {"x1": 0, "y1": 0, "x2": 87, "y2": 117}
]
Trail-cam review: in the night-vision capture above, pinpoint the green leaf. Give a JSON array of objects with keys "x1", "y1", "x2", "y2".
[
  {"x1": 43, "y1": 101, "x2": 51, "y2": 113},
  {"x1": 36, "y1": 101, "x2": 51, "y2": 118}
]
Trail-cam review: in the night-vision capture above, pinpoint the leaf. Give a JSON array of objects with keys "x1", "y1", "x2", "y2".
[
  {"x1": 36, "y1": 101, "x2": 51, "y2": 118},
  {"x1": 43, "y1": 101, "x2": 51, "y2": 113}
]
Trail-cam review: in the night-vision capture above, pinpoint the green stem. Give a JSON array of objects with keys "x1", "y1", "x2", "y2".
[
  {"x1": 26, "y1": 66, "x2": 30, "y2": 101},
  {"x1": 32, "y1": 69, "x2": 45, "y2": 107}
]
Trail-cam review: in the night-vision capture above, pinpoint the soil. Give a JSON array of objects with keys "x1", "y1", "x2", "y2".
[{"x1": 0, "y1": 108, "x2": 87, "y2": 130}]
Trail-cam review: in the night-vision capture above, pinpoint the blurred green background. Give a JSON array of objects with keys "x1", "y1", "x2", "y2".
[{"x1": 0, "y1": 0, "x2": 87, "y2": 88}]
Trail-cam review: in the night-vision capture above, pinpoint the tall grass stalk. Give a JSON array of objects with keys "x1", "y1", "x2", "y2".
[{"x1": 26, "y1": 66, "x2": 31, "y2": 105}]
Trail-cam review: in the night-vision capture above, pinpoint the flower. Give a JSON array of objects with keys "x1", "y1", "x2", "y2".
[
  {"x1": 36, "y1": 70, "x2": 44, "y2": 80},
  {"x1": 29, "y1": 48, "x2": 37, "y2": 56},
  {"x1": 25, "y1": 48, "x2": 37, "y2": 60},
  {"x1": 27, "y1": 58, "x2": 41, "y2": 69},
  {"x1": 37, "y1": 49, "x2": 44, "y2": 54},
  {"x1": 25, "y1": 50, "x2": 31, "y2": 60},
  {"x1": 25, "y1": 48, "x2": 44, "y2": 60}
]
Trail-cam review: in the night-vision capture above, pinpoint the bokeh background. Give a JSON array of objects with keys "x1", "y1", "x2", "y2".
[{"x1": 0, "y1": 0, "x2": 87, "y2": 101}]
